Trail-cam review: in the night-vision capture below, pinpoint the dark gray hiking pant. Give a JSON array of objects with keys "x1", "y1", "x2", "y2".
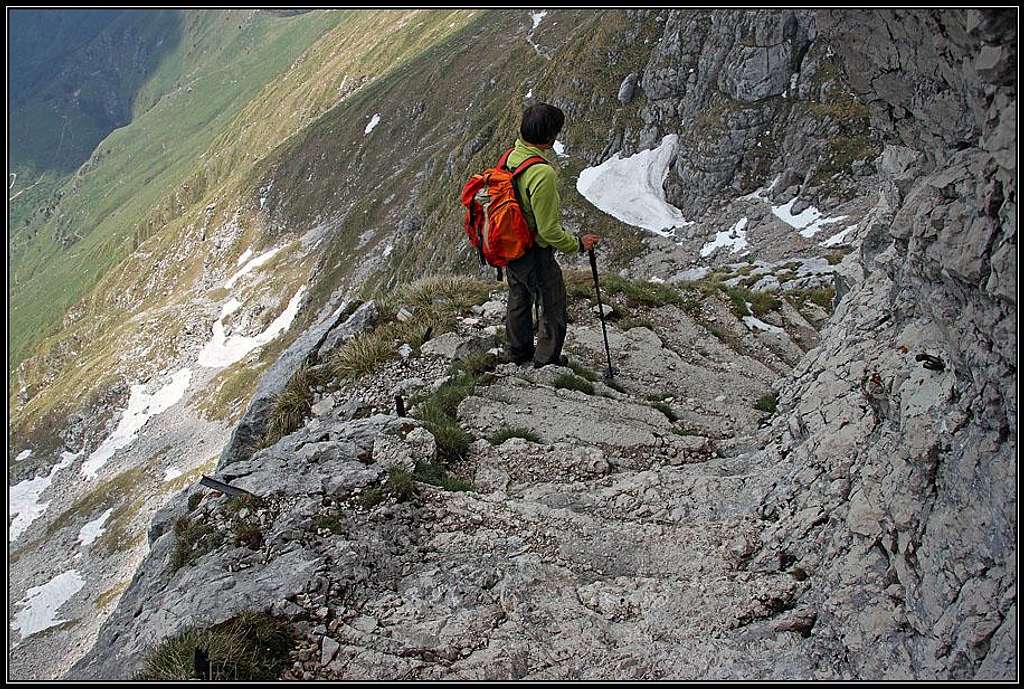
[{"x1": 505, "y1": 245, "x2": 568, "y2": 365}]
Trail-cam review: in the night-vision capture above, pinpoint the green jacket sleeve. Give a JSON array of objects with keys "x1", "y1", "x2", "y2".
[{"x1": 525, "y1": 166, "x2": 581, "y2": 254}]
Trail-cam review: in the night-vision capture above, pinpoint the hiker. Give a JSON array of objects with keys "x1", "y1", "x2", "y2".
[{"x1": 503, "y1": 103, "x2": 600, "y2": 368}]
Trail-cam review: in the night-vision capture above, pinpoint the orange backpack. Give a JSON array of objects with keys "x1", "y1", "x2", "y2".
[{"x1": 460, "y1": 149, "x2": 548, "y2": 268}]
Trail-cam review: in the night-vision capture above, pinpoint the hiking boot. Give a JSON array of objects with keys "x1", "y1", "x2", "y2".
[{"x1": 499, "y1": 350, "x2": 534, "y2": 366}]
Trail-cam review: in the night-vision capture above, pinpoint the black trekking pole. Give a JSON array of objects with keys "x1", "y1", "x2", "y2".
[{"x1": 588, "y1": 248, "x2": 618, "y2": 380}]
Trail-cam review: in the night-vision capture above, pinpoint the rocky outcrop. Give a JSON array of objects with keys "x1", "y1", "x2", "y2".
[
  {"x1": 743, "y1": 8, "x2": 1017, "y2": 679},
  {"x1": 218, "y1": 297, "x2": 378, "y2": 468}
]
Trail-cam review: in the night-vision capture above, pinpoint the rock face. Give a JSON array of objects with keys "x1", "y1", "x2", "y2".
[{"x1": 744, "y1": 9, "x2": 1017, "y2": 679}]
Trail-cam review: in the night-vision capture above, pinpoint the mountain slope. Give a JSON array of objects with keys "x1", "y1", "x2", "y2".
[{"x1": 7, "y1": 8, "x2": 1015, "y2": 681}]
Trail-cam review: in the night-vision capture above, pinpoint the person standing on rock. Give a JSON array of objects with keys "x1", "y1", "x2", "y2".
[{"x1": 504, "y1": 102, "x2": 601, "y2": 368}]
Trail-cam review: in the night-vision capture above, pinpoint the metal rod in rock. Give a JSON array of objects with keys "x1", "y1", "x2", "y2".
[{"x1": 588, "y1": 248, "x2": 617, "y2": 379}]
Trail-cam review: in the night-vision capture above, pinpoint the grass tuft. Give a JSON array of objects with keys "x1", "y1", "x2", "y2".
[
  {"x1": 170, "y1": 516, "x2": 224, "y2": 571},
  {"x1": 754, "y1": 392, "x2": 779, "y2": 413},
  {"x1": 487, "y1": 425, "x2": 542, "y2": 445},
  {"x1": 553, "y1": 373, "x2": 595, "y2": 395},
  {"x1": 263, "y1": 364, "x2": 330, "y2": 447},
  {"x1": 413, "y1": 461, "x2": 474, "y2": 492},
  {"x1": 134, "y1": 611, "x2": 295, "y2": 681},
  {"x1": 360, "y1": 467, "x2": 418, "y2": 509}
]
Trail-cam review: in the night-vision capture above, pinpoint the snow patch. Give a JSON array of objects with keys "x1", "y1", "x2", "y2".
[
  {"x1": 80, "y1": 368, "x2": 193, "y2": 479},
  {"x1": 235, "y1": 247, "x2": 253, "y2": 266},
  {"x1": 15, "y1": 449, "x2": 32, "y2": 462},
  {"x1": 77, "y1": 508, "x2": 114, "y2": 547},
  {"x1": 821, "y1": 223, "x2": 857, "y2": 247},
  {"x1": 771, "y1": 197, "x2": 847, "y2": 238},
  {"x1": 576, "y1": 134, "x2": 690, "y2": 236},
  {"x1": 163, "y1": 467, "x2": 183, "y2": 482},
  {"x1": 743, "y1": 315, "x2": 786, "y2": 335},
  {"x1": 197, "y1": 287, "x2": 306, "y2": 369},
  {"x1": 700, "y1": 218, "x2": 749, "y2": 257},
  {"x1": 530, "y1": 10, "x2": 547, "y2": 30},
  {"x1": 9, "y1": 450, "x2": 79, "y2": 543},
  {"x1": 12, "y1": 570, "x2": 85, "y2": 638},
  {"x1": 364, "y1": 113, "x2": 381, "y2": 135},
  {"x1": 225, "y1": 246, "x2": 281, "y2": 289},
  {"x1": 525, "y1": 88, "x2": 533, "y2": 99},
  {"x1": 553, "y1": 140, "x2": 566, "y2": 157}
]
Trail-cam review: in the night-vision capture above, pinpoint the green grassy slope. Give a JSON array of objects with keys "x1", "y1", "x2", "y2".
[
  {"x1": 9, "y1": 10, "x2": 484, "y2": 448},
  {"x1": 8, "y1": 10, "x2": 345, "y2": 375}
]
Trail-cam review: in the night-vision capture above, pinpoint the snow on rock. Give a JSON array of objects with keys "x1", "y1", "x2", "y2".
[
  {"x1": 224, "y1": 246, "x2": 282, "y2": 289},
  {"x1": 700, "y1": 217, "x2": 749, "y2": 257},
  {"x1": 821, "y1": 223, "x2": 857, "y2": 247},
  {"x1": 576, "y1": 134, "x2": 690, "y2": 236},
  {"x1": 77, "y1": 508, "x2": 114, "y2": 547},
  {"x1": 163, "y1": 467, "x2": 183, "y2": 482},
  {"x1": 235, "y1": 247, "x2": 254, "y2": 266},
  {"x1": 364, "y1": 113, "x2": 381, "y2": 135},
  {"x1": 15, "y1": 449, "x2": 32, "y2": 462},
  {"x1": 743, "y1": 315, "x2": 786, "y2": 335},
  {"x1": 530, "y1": 10, "x2": 547, "y2": 30},
  {"x1": 9, "y1": 450, "x2": 78, "y2": 543},
  {"x1": 12, "y1": 570, "x2": 85, "y2": 638},
  {"x1": 80, "y1": 369, "x2": 193, "y2": 479},
  {"x1": 553, "y1": 140, "x2": 566, "y2": 157},
  {"x1": 197, "y1": 287, "x2": 306, "y2": 369},
  {"x1": 771, "y1": 197, "x2": 847, "y2": 238}
]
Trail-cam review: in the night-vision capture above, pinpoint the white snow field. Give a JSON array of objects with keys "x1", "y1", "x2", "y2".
[
  {"x1": 771, "y1": 197, "x2": 848, "y2": 238},
  {"x1": 701, "y1": 217, "x2": 750, "y2": 257},
  {"x1": 80, "y1": 368, "x2": 193, "y2": 479},
  {"x1": 576, "y1": 134, "x2": 690, "y2": 236},
  {"x1": 77, "y1": 508, "x2": 114, "y2": 548},
  {"x1": 197, "y1": 286, "x2": 306, "y2": 369},
  {"x1": 9, "y1": 450, "x2": 79, "y2": 543},
  {"x1": 12, "y1": 570, "x2": 86, "y2": 638},
  {"x1": 224, "y1": 246, "x2": 281, "y2": 289}
]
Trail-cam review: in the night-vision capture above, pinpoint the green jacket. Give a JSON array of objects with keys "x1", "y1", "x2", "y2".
[{"x1": 506, "y1": 138, "x2": 581, "y2": 254}]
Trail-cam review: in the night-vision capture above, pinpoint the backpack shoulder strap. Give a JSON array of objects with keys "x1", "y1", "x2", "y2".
[
  {"x1": 496, "y1": 148, "x2": 515, "y2": 170},
  {"x1": 510, "y1": 155, "x2": 549, "y2": 178}
]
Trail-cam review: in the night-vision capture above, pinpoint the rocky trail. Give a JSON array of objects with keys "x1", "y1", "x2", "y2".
[{"x1": 69, "y1": 257, "x2": 861, "y2": 680}]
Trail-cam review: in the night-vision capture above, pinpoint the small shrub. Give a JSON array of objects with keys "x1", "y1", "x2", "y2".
[
  {"x1": 566, "y1": 360, "x2": 599, "y2": 382},
  {"x1": 785, "y1": 287, "x2": 836, "y2": 313},
  {"x1": 134, "y1": 611, "x2": 295, "y2": 681},
  {"x1": 233, "y1": 521, "x2": 263, "y2": 550},
  {"x1": 263, "y1": 365, "x2": 327, "y2": 446},
  {"x1": 360, "y1": 468, "x2": 418, "y2": 508},
  {"x1": 720, "y1": 286, "x2": 752, "y2": 317},
  {"x1": 552, "y1": 373, "x2": 594, "y2": 395},
  {"x1": 754, "y1": 392, "x2": 778, "y2": 413},
  {"x1": 170, "y1": 516, "x2": 224, "y2": 571},
  {"x1": 672, "y1": 425, "x2": 702, "y2": 437},
  {"x1": 413, "y1": 462, "x2": 474, "y2": 492},
  {"x1": 453, "y1": 352, "x2": 497, "y2": 377},
  {"x1": 313, "y1": 512, "x2": 346, "y2": 536},
  {"x1": 330, "y1": 330, "x2": 394, "y2": 379},
  {"x1": 487, "y1": 425, "x2": 542, "y2": 445},
  {"x1": 748, "y1": 291, "x2": 781, "y2": 317},
  {"x1": 604, "y1": 378, "x2": 627, "y2": 394},
  {"x1": 602, "y1": 274, "x2": 685, "y2": 307}
]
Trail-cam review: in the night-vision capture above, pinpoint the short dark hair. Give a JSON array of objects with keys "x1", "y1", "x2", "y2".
[{"x1": 520, "y1": 103, "x2": 564, "y2": 146}]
